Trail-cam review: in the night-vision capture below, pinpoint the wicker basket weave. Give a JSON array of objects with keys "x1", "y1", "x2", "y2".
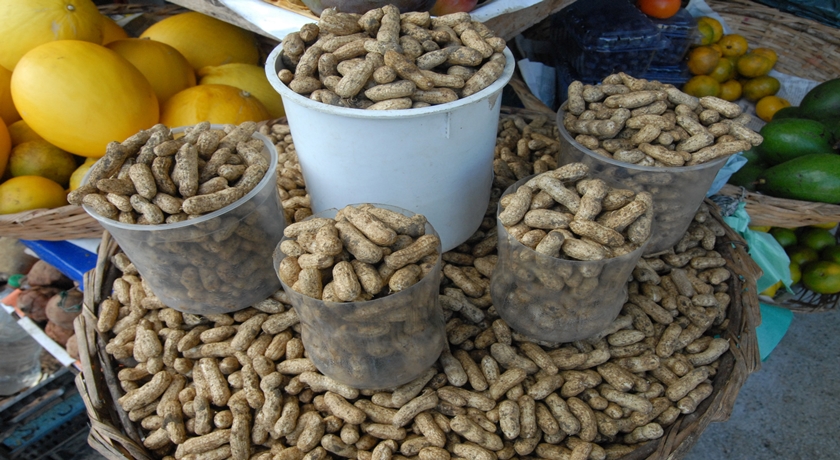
[
  {"x1": 708, "y1": 0, "x2": 840, "y2": 82},
  {"x1": 0, "y1": 205, "x2": 104, "y2": 241},
  {"x1": 74, "y1": 198, "x2": 762, "y2": 460}
]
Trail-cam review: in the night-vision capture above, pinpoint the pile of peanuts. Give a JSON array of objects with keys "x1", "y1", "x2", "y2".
[
  {"x1": 68, "y1": 122, "x2": 283, "y2": 311},
  {"x1": 277, "y1": 6, "x2": 508, "y2": 110},
  {"x1": 563, "y1": 72, "x2": 764, "y2": 167},
  {"x1": 498, "y1": 163, "x2": 652, "y2": 261},
  {"x1": 277, "y1": 204, "x2": 439, "y2": 302},
  {"x1": 102, "y1": 197, "x2": 735, "y2": 460},
  {"x1": 69, "y1": 121, "x2": 272, "y2": 222}
]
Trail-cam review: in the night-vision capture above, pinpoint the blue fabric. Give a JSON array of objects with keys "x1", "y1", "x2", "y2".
[
  {"x1": 723, "y1": 203, "x2": 794, "y2": 292},
  {"x1": 707, "y1": 154, "x2": 749, "y2": 197}
]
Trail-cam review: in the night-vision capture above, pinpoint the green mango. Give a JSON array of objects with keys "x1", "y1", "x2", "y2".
[
  {"x1": 757, "y1": 153, "x2": 840, "y2": 203},
  {"x1": 770, "y1": 105, "x2": 801, "y2": 120},
  {"x1": 757, "y1": 118, "x2": 835, "y2": 165},
  {"x1": 800, "y1": 78, "x2": 840, "y2": 122}
]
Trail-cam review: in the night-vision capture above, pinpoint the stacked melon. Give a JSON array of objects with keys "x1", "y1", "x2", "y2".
[{"x1": 0, "y1": 0, "x2": 283, "y2": 214}]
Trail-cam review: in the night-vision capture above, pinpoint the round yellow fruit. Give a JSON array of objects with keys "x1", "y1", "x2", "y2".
[
  {"x1": 683, "y1": 75, "x2": 721, "y2": 98},
  {"x1": 0, "y1": 0, "x2": 103, "y2": 70},
  {"x1": 0, "y1": 120, "x2": 9, "y2": 178},
  {"x1": 736, "y1": 53, "x2": 773, "y2": 78},
  {"x1": 198, "y1": 63, "x2": 285, "y2": 119},
  {"x1": 0, "y1": 175, "x2": 68, "y2": 214},
  {"x1": 11, "y1": 40, "x2": 159, "y2": 158},
  {"x1": 0, "y1": 65, "x2": 21, "y2": 126},
  {"x1": 760, "y1": 280, "x2": 783, "y2": 298},
  {"x1": 100, "y1": 14, "x2": 129, "y2": 45},
  {"x1": 69, "y1": 158, "x2": 97, "y2": 191},
  {"x1": 7, "y1": 119, "x2": 43, "y2": 146},
  {"x1": 755, "y1": 95, "x2": 790, "y2": 123},
  {"x1": 140, "y1": 12, "x2": 259, "y2": 71},
  {"x1": 718, "y1": 79, "x2": 742, "y2": 102},
  {"x1": 107, "y1": 38, "x2": 197, "y2": 106},
  {"x1": 161, "y1": 84, "x2": 270, "y2": 127},
  {"x1": 697, "y1": 17, "x2": 724, "y2": 43},
  {"x1": 9, "y1": 139, "x2": 78, "y2": 187},
  {"x1": 789, "y1": 261, "x2": 801, "y2": 285}
]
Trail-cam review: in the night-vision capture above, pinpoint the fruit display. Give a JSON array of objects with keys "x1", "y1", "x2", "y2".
[
  {"x1": 763, "y1": 224, "x2": 840, "y2": 297},
  {"x1": 0, "y1": 1, "x2": 280, "y2": 217},
  {"x1": 726, "y1": 78, "x2": 840, "y2": 204},
  {"x1": 682, "y1": 15, "x2": 788, "y2": 118}
]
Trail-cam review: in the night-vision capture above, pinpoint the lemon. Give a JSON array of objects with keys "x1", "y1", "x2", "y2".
[
  {"x1": 69, "y1": 157, "x2": 97, "y2": 191},
  {"x1": 821, "y1": 245, "x2": 840, "y2": 264},
  {"x1": 809, "y1": 222, "x2": 837, "y2": 230},
  {"x1": 789, "y1": 261, "x2": 801, "y2": 285},
  {"x1": 0, "y1": 175, "x2": 67, "y2": 214},
  {"x1": 749, "y1": 225, "x2": 772, "y2": 232},
  {"x1": 760, "y1": 280, "x2": 783, "y2": 298},
  {"x1": 7, "y1": 119, "x2": 43, "y2": 146},
  {"x1": 9, "y1": 139, "x2": 78, "y2": 187}
]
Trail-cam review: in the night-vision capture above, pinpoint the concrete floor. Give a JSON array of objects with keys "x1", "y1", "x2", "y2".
[
  {"x1": 684, "y1": 310, "x2": 840, "y2": 460},
  {"x1": 67, "y1": 310, "x2": 840, "y2": 460}
]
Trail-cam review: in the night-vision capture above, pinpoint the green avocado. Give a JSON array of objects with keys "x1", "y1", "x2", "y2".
[
  {"x1": 800, "y1": 78, "x2": 840, "y2": 122},
  {"x1": 770, "y1": 105, "x2": 801, "y2": 120},
  {"x1": 757, "y1": 118, "x2": 835, "y2": 165},
  {"x1": 728, "y1": 148, "x2": 766, "y2": 191},
  {"x1": 757, "y1": 153, "x2": 840, "y2": 203}
]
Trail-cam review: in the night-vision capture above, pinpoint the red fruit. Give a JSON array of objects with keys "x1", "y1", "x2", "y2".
[{"x1": 430, "y1": 0, "x2": 478, "y2": 15}]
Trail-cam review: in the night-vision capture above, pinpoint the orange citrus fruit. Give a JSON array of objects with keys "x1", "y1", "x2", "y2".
[
  {"x1": 751, "y1": 47, "x2": 778, "y2": 68},
  {"x1": 755, "y1": 95, "x2": 791, "y2": 123},
  {"x1": 736, "y1": 53, "x2": 773, "y2": 78},
  {"x1": 742, "y1": 75, "x2": 781, "y2": 102},
  {"x1": 687, "y1": 46, "x2": 721, "y2": 75},
  {"x1": 719, "y1": 79, "x2": 743, "y2": 101},
  {"x1": 708, "y1": 58, "x2": 735, "y2": 83},
  {"x1": 683, "y1": 75, "x2": 721, "y2": 98},
  {"x1": 801, "y1": 261, "x2": 840, "y2": 294},
  {"x1": 697, "y1": 17, "x2": 724, "y2": 43},
  {"x1": 718, "y1": 34, "x2": 749, "y2": 57},
  {"x1": 636, "y1": 0, "x2": 681, "y2": 19},
  {"x1": 697, "y1": 21, "x2": 715, "y2": 46},
  {"x1": 789, "y1": 261, "x2": 801, "y2": 285}
]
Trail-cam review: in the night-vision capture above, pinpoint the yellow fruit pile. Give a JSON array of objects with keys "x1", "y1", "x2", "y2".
[
  {"x1": 0, "y1": 0, "x2": 282, "y2": 214},
  {"x1": 684, "y1": 16, "x2": 790, "y2": 121}
]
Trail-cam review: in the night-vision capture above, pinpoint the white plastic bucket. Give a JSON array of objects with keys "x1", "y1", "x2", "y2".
[{"x1": 266, "y1": 45, "x2": 515, "y2": 251}]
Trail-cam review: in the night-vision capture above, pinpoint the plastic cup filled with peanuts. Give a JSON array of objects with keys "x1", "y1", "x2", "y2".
[
  {"x1": 557, "y1": 72, "x2": 764, "y2": 254},
  {"x1": 491, "y1": 163, "x2": 651, "y2": 343},
  {"x1": 273, "y1": 6, "x2": 510, "y2": 110},
  {"x1": 72, "y1": 122, "x2": 286, "y2": 314},
  {"x1": 273, "y1": 203, "x2": 447, "y2": 389},
  {"x1": 98, "y1": 118, "x2": 743, "y2": 460}
]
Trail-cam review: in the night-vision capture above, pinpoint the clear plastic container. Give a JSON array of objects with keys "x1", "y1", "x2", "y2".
[
  {"x1": 650, "y1": 8, "x2": 698, "y2": 66},
  {"x1": 273, "y1": 205, "x2": 446, "y2": 389},
  {"x1": 83, "y1": 126, "x2": 285, "y2": 314},
  {"x1": 550, "y1": 0, "x2": 667, "y2": 82},
  {"x1": 556, "y1": 110, "x2": 729, "y2": 254},
  {"x1": 490, "y1": 178, "x2": 647, "y2": 343},
  {"x1": 0, "y1": 310, "x2": 42, "y2": 396},
  {"x1": 640, "y1": 62, "x2": 692, "y2": 87}
]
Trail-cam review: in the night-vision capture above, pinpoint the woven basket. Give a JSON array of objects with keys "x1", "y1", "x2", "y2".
[
  {"x1": 0, "y1": 206, "x2": 104, "y2": 241},
  {"x1": 74, "y1": 198, "x2": 762, "y2": 460},
  {"x1": 705, "y1": 0, "x2": 840, "y2": 230},
  {"x1": 708, "y1": 0, "x2": 840, "y2": 82}
]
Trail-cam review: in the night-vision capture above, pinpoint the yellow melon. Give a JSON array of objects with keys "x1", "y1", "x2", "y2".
[
  {"x1": 11, "y1": 40, "x2": 159, "y2": 158},
  {"x1": 107, "y1": 38, "x2": 197, "y2": 106},
  {"x1": 0, "y1": 65, "x2": 21, "y2": 125},
  {"x1": 161, "y1": 84, "x2": 270, "y2": 127},
  {"x1": 100, "y1": 14, "x2": 130, "y2": 45},
  {"x1": 140, "y1": 12, "x2": 259, "y2": 71},
  {"x1": 0, "y1": 0, "x2": 103, "y2": 70},
  {"x1": 198, "y1": 63, "x2": 285, "y2": 119}
]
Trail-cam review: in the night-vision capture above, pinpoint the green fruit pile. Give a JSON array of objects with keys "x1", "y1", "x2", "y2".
[
  {"x1": 726, "y1": 78, "x2": 840, "y2": 203},
  {"x1": 767, "y1": 223, "x2": 840, "y2": 296}
]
